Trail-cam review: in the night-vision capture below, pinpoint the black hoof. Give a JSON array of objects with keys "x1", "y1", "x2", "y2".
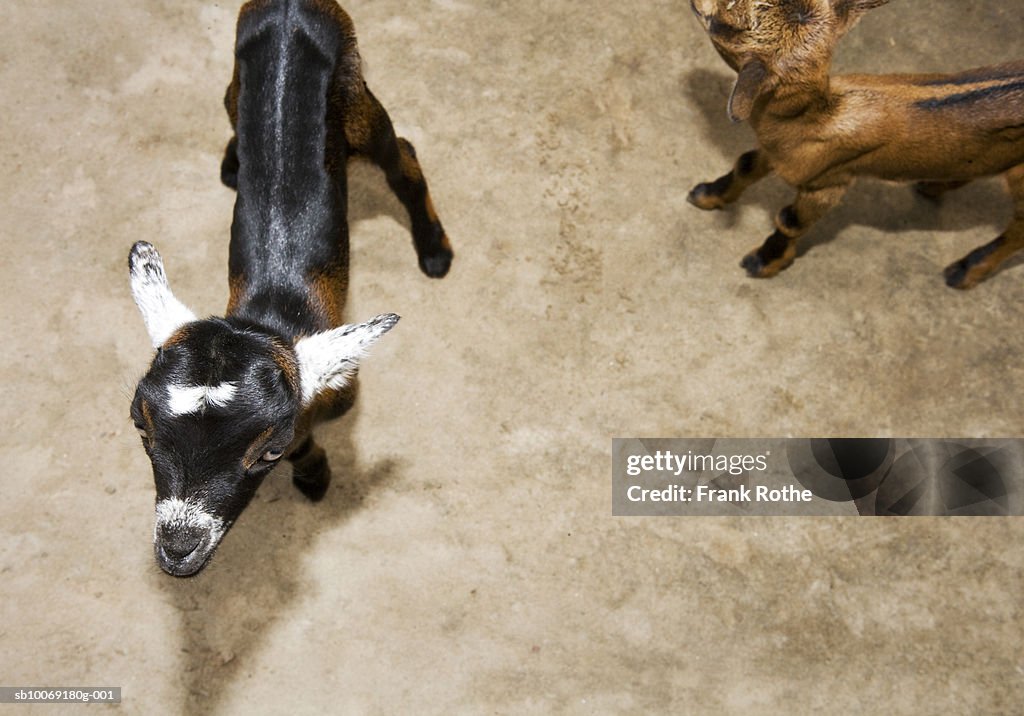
[
  {"x1": 419, "y1": 248, "x2": 453, "y2": 278},
  {"x1": 943, "y1": 260, "x2": 970, "y2": 289},
  {"x1": 293, "y1": 472, "x2": 330, "y2": 502},
  {"x1": 220, "y1": 168, "x2": 238, "y2": 190},
  {"x1": 292, "y1": 454, "x2": 331, "y2": 502},
  {"x1": 740, "y1": 252, "x2": 765, "y2": 278},
  {"x1": 221, "y1": 138, "x2": 239, "y2": 190},
  {"x1": 687, "y1": 183, "x2": 720, "y2": 210}
]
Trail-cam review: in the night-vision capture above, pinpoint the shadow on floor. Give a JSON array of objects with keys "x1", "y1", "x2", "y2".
[{"x1": 148, "y1": 377, "x2": 400, "y2": 713}]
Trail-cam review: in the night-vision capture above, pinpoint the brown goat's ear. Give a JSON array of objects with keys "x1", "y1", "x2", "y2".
[
  {"x1": 832, "y1": 0, "x2": 890, "y2": 22},
  {"x1": 728, "y1": 59, "x2": 770, "y2": 123}
]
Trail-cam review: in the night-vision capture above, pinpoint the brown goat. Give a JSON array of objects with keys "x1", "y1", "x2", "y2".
[{"x1": 688, "y1": 0, "x2": 1024, "y2": 288}]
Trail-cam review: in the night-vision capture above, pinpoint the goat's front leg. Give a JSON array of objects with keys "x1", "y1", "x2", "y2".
[
  {"x1": 944, "y1": 165, "x2": 1024, "y2": 289},
  {"x1": 289, "y1": 436, "x2": 331, "y2": 502},
  {"x1": 688, "y1": 150, "x2": 773, "y2": 210},
  {"x1": 741, "y1": 184, "x2": 849, "y2": 278},
  {"x1": 349, "y1": 89, "x2": 453, "y2": 279}
]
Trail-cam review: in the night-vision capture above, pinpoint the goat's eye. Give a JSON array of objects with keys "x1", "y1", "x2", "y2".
[
  {"x1": 135, "y1": 424, "x2": 148, "y2": 439},
  {"x1": 261, "y1": 449, "x2": 284, "y2": 463}
]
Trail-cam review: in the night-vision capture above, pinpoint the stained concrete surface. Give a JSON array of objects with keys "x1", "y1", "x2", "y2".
[{"x1": 2, "y1": 1, "x2": 1023, "y2": 713}]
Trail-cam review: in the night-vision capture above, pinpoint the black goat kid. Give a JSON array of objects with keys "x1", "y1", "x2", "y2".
[{"x1": 129, "y1": 0, "x2": 452, "y2": 577}]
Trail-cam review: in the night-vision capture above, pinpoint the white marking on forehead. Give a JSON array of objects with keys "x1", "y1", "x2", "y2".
[
  {"x1": 154, "y1": 497, "x2": 226, "y2": 542},
  {"x1": 166, "y1": 382, "x2": 239, "y2": 416}
]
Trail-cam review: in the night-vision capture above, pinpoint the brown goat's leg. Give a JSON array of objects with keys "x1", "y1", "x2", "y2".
[
  {"x1": 289, "y1": 436, "x2": 332, "y2": 502},
  {"x1": 943, "y1": 166, "x2": 1024, "y2": 289},
  {"x1": 350, "y1": 89, "x2": 453, "y2": 279},
  {"x1": 688, "y1": 150, "x2": 773, "y2": 210},
  {"x1": 741, "y1": 184, "x2": 849, "y2": 278}
]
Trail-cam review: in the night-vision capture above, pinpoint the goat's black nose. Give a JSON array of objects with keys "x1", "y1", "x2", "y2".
[{"x1": 159, "y1": 533, "x2": 202, "y2": 560}]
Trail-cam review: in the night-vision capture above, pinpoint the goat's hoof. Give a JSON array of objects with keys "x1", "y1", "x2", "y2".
[
  {"x1": 293, "y1": 464, "x2": 331, "y2": 502},
  {"x1": 741, "y1": 252, "x2": 782, "y2": 278},
  {"x1": 221, "y1": 137, "x2": 239, "y2": 190},
  {"x1": 220, "y1": 169, "x2": 238, "y2": 190},
  {"x1": 687, "y1": 183, "x2": 724, "y2": 211},
  {"x1": 294, "y1": 473, "x2": 329, "y2": 501},
  {"x1": 943, "y1": 260, "x2": 978, "y2": 290},
  {"x1": 741, "y1": 251, "x2": 792, "y2": 279},
  {"x1": 419, "y1": 247, "x2": 453, "y2": 278},
  {"x1": 740, "y1": 253, "x2": 767, "y2": 277}
]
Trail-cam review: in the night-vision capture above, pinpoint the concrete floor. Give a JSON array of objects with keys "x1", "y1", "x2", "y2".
[{"x1": 2, "y1": 1, "x2": 1023, "y2": 713}]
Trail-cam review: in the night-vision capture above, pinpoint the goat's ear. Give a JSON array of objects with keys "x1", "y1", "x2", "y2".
[
  {"x1": 831, "y1": 0, "x2": 889, "y2": 24},
  {"x1": 129, "y1": 241, "x2": 197, "y2": 348},
  {"x1": 293, "y1": 313, "x2": 400, "y2": 406},
  {"x1": 729, "y1": 59, "x2": 771, "y2": 123}
]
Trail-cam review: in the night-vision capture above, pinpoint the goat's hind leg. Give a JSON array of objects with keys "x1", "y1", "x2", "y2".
[
  {"x1": 220, "y1": 74, "x2": 241, "y2": 190},
  {"x1": 221, "y1": 136, "x2": 240, "y2": 190},
  {"x1": 348, "y1": 89, "x2": 453, "y2": 278},
  {"x1": 688, "y1": 150, "x2": 773, "y2": 210},
  {"x1": 944, "y1": 165, "x2": 1024, "y2": 289},
  {"x1": 741, "y1": 184, "x2": 849, "y2": 278}
]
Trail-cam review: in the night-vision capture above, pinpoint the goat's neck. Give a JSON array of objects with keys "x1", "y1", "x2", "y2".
[{"x1": 757, "y1": 60, "x2": 834, "y2": 123}]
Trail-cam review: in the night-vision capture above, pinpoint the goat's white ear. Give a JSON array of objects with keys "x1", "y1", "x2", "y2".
[
  {"x1": 128, "y1": 241, "x2": 197, "y2": 348},
  {"x1": 728, "y1": 59, "x2": 771, "y2": 123},
  {"x1": 294, "y1": 313, "x2": 400, "y2": 406}
]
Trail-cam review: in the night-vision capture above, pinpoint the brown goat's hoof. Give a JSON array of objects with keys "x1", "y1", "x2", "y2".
[
  {"x1": 419, "y1": 247, "x2": 453, "y2": 278},
  {"x1": 740, "y1": 251, "x2": 792, "y2": 278},
  {"x1": 943, "y1": 260, "x2": 978, "y2": 290},
  {"x1": 944, "y1": 237, "x2": 1006, "y2": 289},
  {"x1": 687, "y1": 183, "x2": 725, "y2": 211},
  {"x1": 740, "y1": 253, "x2": 767, "y2": 277}
]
